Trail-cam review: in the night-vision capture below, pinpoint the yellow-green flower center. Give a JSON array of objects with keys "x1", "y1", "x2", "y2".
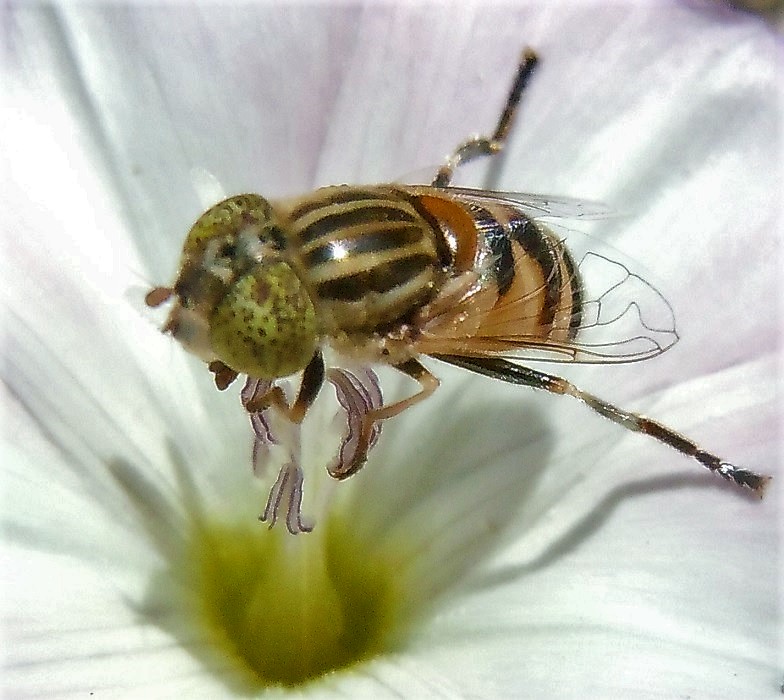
[{"x1": 185, "y1": 515, "x2": 409, "y2": 689}]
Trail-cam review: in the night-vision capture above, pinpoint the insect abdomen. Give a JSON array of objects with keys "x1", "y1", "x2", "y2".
[
  {"x1": 503, "y1": 212, "x2": 582, "y2": 342},
  {"x1": 460, "y1": 199, "x2": 582, "y2": 343},
  {"x1": 284, "y1": 186, "x2": 447, "y2": 333}
]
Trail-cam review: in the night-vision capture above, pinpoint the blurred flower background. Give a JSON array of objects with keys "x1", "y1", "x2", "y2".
[{"x1": 2, "y1": 2, "x2": 781, "y2": 698}]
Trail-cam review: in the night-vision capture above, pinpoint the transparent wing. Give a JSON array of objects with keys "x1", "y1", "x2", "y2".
[
  {"x1": 495, "y1": 244, "x2": 679, "y2": 363},
  {"x1": 414, "y1": 197, "x2": 678, "y2": 365},
  {"x1": 442, "y1": 186, "x2": 615, "y2": 220}
]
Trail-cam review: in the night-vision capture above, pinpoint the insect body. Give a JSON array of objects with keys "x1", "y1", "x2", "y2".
[{"x1": 148, "y1": 49, "x2": 769, "y2": 499}]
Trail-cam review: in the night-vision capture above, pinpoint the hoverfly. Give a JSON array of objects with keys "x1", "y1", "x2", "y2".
[{"x1": 147, "y1": 48, "x2": 769, "y2": 513}]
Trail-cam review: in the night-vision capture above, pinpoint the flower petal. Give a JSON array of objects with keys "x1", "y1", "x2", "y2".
[{"x1": 3, "y1": 2, "x2": 779, "y2": 697}]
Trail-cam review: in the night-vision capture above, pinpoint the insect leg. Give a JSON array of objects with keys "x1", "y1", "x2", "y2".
[
  {"x1": 432, "y1": 48, "x2": 539, "y2": 188},
  {"x1": 244, "y1": 351, "x2": 325, "y2": 423},
  {"x1": 328, "y1": 358, "x2": 440, "y2": 480},
  {"x1": 289, "y1": 350, "x2": 327, "y2": 422},
  {"x1": 434, "y1": 354, "x2": 771, "y2": 496}
]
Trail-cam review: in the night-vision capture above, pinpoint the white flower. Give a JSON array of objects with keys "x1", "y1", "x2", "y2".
[{"x1": 2, "y1": 3, "x2": 779, "y2": 697}]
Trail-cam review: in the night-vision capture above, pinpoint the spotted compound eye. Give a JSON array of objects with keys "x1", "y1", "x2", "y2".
[
  {"x1": 208, "y1": 260, "x2": 318, "y2": 380},
  {"x1": 181, "y1": 194, "x2": 275, "y2": 259}
]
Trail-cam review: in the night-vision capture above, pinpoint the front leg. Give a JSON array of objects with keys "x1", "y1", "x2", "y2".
[{"x1": 244, "y1": 351, "x2": 325, "y2": 423}]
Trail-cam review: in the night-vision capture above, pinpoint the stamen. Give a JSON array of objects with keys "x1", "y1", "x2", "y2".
[
  {"x1": 327, "y1": 368, "x2": 383, "y2": 478},
  {"x1": 242, "y1": 378, "x2": 286, "y2": 481},
  {"x1": 241, "y1": 377, "x2": 273, "y2": 410},
  {"x1": 260, "y1": 462, "x2": 313, "y2": 534},
  {"x1": 238, "y1": 371, "x2": 385, "y2": 533},
  {"x1": 247, "y1": 414, "x2": 275, "y2": 474},
  {"x1": 242, "y1": 379, "x2": 279, "y2": 475},
  {"x1": 243, "y1": 378, "x2": 313, "y2": 531}
]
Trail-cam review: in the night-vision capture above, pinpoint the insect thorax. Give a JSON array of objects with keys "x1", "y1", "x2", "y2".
[{"x1": 280, "y1": 185, "x2": 450, "y2": 337}]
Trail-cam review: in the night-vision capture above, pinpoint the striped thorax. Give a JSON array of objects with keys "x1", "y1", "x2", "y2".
[{"x1": 281, "y1": 185, "x2": 449, "y2": 337}]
